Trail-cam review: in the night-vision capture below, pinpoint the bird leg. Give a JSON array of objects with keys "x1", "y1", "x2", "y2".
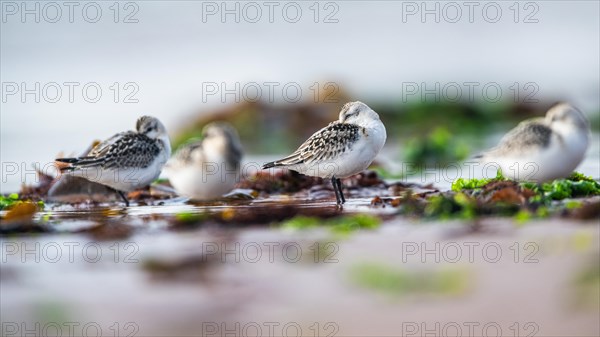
[
  {"x1": 115, "y1": 190, "x2": 130, "y2": 207},
  {"x1": 331, "y1": 177, "x2": 342, "y2": 205},
  {"x1": 336, "y1": 178, "x2": 346, "y2": 204}
]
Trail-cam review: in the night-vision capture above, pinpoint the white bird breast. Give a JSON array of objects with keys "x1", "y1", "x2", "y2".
[
  {"x1": 166, "y1": 164, "x2": 239, "y2": 200},
  {"x1": 68, "y1": 158, "x2": 166, "y2": 192}
]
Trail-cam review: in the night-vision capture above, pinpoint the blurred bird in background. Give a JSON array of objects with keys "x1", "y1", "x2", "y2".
[
  {"x1": 164, "y1": 122, "x2": 243, "y2": 200},
  {"x1": 475, "y1": 102, "x2": 590, "y2": 182}
]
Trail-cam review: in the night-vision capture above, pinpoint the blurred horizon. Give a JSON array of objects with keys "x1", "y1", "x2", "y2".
[{"x1": 2, "y1": 0, "x2": 599, "y2": 192}]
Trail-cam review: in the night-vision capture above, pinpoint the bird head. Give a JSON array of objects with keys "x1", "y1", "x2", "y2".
[
  {"x1": 136, "y1": 116, "x2": 168, "y2": 139},
  {"x1": 545, "y1": 103, "x2": 589, "y2": 133},
  {"x1": 202, "y1": 121, "x2": 243, "y2": 162},
  {"x1": 338, "y1": 101, "x2": 381, "y2": 126}
]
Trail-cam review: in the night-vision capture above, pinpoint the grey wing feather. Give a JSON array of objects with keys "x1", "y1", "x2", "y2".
[
  {"x1": 71, "y1": 133, "x2": 161, "y2": 169},
  {"x1": 102, "y1": 134, "x2": 161, "y2": 169},
  {"x1": 265, "y1": 122, "x2": 362, "y2": 168},
  {"x1": 55, "y1": 132, "x2": 134, "y2": 170},
  {"x1": 483, "y1": 121, "x2": 553, "y2": 157},
  {"x1": 170, "y1": 140, "x2": 205, "y2": 164},
  {"x1": 88, "y1": 131, "x2": 131, "y2": 157}
]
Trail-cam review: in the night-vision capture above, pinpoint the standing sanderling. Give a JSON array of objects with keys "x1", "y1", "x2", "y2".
[
  {"x1": 475, "y1": 102, "x2": 590, "y2": 182},
  {"x1": 56, "y1": 116, "x2": 171, "y2": 206},
  {"x1": 163, "y1": 122, "x2": 243, "y2": 200},
  {"x1": 262, "y1": 101, "x2": 387, "y2": 205}
]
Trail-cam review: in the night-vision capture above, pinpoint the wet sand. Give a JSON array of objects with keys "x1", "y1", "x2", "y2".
[{"x1": 1, "y1": 196, "x2": 598, "y2": 337}]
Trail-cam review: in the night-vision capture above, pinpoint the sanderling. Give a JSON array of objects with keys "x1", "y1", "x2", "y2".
[
  {"x1": 475, "y1": 102, "x2": 590, "y2": 182},
  {"x1": 163, "y1": 122, "x2": 243, "y2": 200},
  {"x1": 56, "y1": 116, "x2": 171, "y2": 206},
  {"x1": 262, "y1": 101, "x2": 387, "y2": 205}
]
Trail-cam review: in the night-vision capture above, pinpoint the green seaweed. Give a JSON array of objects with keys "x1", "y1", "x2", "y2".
[
  {"x1": 451, "y1": 170, "x2": 505, "y2": 192},
  {"x1": 424, "y1": 193, "x2": 477, "y2": 220},
  {"x1": 175, "y1": 211, "x2": 207, "y2": 223},
  {"x1": 349, "y1": 262, "x2": 469, "y2": 297},
  {"x1": 521, "y1": 172, "x2": 600, "y2": 203},
  {"x1": 565, "y1": 200, "x2": 583, "y2": 209},
  {"x1": 281, "y1": 214, "x2": 381, "y2": 234},
  {"x1": 281, "y1": 215, "x2": 320, "y2": 230},
  {"x1": 0, "y1": 193, "x2": 20, "y2": 210},
  {"x1": 447, "y1": 171, "x2": 599, "y2": 221},
  {"x1": 404, "y1": 127, "x2": 470, "y2": 167},
  {"x1": 513, "y1": 206, "x2": 549, "y2": 224},
  {"x1": 0, "y1": 193, "x2": 44, "y2": 211},
  {"x1": 453, "y1": 171, "x2": 599, "y2": 201},
  {"x1": 330, "y1": 214, "x2": 381, "y2": 234}
]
